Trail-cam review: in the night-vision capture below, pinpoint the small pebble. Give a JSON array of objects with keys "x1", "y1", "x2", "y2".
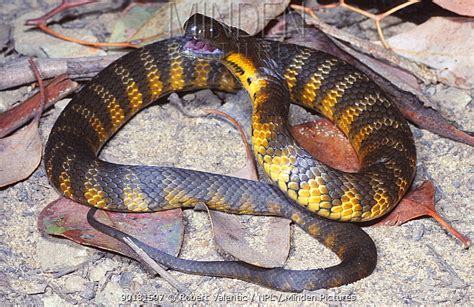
[
  {"x1": 64, "y1": 275, "x2": 88, "y2": 293},
  {"x1": 412, "y1": 128, "x2": 423, "y2": 139},
  {"x1": 88, "y1": 258, "x2": 115, "y2": 282},
  {"x1": 467, "y1": 176, "x2": 474, "y2": 191},
  {"x1": 118, "y1": 272, "x2": 133, "y2": 289},
  {"x1": 452, "y1": 180, "x2": 461, "y2": 189},
  {"x1": 0, "y1": 96, "x2": 8, "y2": 112},
  {"x1": 412, "y1": 224, "x2": 425, "y2": 241},
  {"x1": 424, "y1": 85, "x2": 436, "y2": 96},
  {"x1": 183, "y1": 93, "x2": 196, "y2": 102},
  {"x1": 80, "y1": 282, "x2": 97, "y2": 300}
]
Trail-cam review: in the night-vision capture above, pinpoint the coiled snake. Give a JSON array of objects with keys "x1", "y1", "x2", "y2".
[{"x1": 44, "y1": 14, "x2": 416, "y2": 292}]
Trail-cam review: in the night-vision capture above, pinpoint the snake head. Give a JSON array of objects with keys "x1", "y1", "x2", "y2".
[
  {"x1": 182, "y1": 13, "x2": 250, "y2": 59},
  {"x1": 183, "y1": 14, "x2": 283, "y2": 83}
]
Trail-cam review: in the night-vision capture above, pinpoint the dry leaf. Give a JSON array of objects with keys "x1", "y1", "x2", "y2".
[
  {"x1": 0, "y1": 74, "x2": 78, "y2": 187},
  {"x1": 132, "y1": 0, "x2": 290, "y2": 41},
  {"x1": 375, "y1": 181, "x2": 471, "y2": 248},
  {"x1": 0, "y1": 120, "x2": 42, "y2": 187},
  {"x1": 207, "y1": 208, "x2": 291, "y2": 268},
  {"x1": 291, "y1": 119, "x2": 360, "y2": 172},
  {"x1": 433, "y1": 0, "x2": 474, "y2": 17},
  {"x1": 38, "y1": 198, "x2": 185, "y2": 257},
  {"x1": 109, "y1": 4, "x2": 160, "y2": 42},
  {"x1": 0, "y1": 58, "x2": 47, "y2": 187},
  {"x1": 388, "y1": 17, "x2": 474, "y2": 89}
]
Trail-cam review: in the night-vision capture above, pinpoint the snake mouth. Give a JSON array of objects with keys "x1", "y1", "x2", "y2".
[{"x1": 183, "y1": 38, "x2": 223, "y2": 58}]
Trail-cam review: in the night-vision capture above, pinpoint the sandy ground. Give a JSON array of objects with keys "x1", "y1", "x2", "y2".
[{"x1": 0, "y1": 1, "x2": 473, "y2": 305}]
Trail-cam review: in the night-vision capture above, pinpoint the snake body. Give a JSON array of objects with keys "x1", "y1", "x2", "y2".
[{"x1": 45, "y1": 14, "x2": 416, "y2": 291}]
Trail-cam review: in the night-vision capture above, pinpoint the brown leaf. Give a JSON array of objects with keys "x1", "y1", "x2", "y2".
[
  {"x1": 375, "y1": 181, "x2": 471, "y2": 248},
  {"x1": 290, "y1": 119, "x2": 360, "y2": 172},
  {"x1": 38, "y1": 198, "x2": 184, "y2": 257},
  {"x1": 207, "y1": 208, "x2": 291, "y2": 268},
  {"x1": 0, "y1": 119, "x2": 42, "y2": 187},
  {"x1": 388, "y1": 17, "x2": 474, "y2": 89},
  {"x1": 433, "y1": 0, "x2": 474, "y2": 17}
]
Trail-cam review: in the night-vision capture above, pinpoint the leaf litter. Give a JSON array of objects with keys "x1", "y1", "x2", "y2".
[
  {"x1": 388, "y1": 17, "x2": 474, "y2": 89},
  {"x1": 0, "y1": 59, "x2": 45, "y2": 187}
]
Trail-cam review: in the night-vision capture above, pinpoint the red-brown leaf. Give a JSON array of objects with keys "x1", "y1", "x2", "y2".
[
  {"x1": 290, "y1": 119, "x2": 360, "y2": 172},
  {"x1": 375, "y1": 181, "x2": 471, "y2": 248},
  {"x1": 38, "y1": 197, "x2": 184, "y2": 257}
]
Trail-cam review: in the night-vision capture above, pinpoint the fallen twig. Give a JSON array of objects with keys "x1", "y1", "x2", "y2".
[
  {"x1": 123, "y1": 237, "x2": 189, "y2": 294},
  {"x1": 51, "y1": 252, "x2": 104, "y2": 278},
  {"x1": 427, "y1": 244, "x2": 466, "y2": 288},
  {"x1": 0, "y1": 74, "x2": 78, "y2": 138},
  {"x1": 25, "y1": 0, "x2": 162, "y2": 49},
  {"x1": 28, "y1": 58, "x2": 46, "y2": 123},
  {"x1": 313, "y1": 0, "x2": 421, "y2": 49},
  {"x1": 86, "y1": 208, "x2": 188, "y2": 293},
  {"x1": 0, "y1": 55, "x2": 120, "y2": 90},
  {"x1": 47, "y1": 283, "x2": 79, "y2": 305}
]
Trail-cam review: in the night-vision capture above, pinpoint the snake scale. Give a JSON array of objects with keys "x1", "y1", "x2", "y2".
[{"x1": 44, "y1": 14, "x2": 416, "y2": 291}]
